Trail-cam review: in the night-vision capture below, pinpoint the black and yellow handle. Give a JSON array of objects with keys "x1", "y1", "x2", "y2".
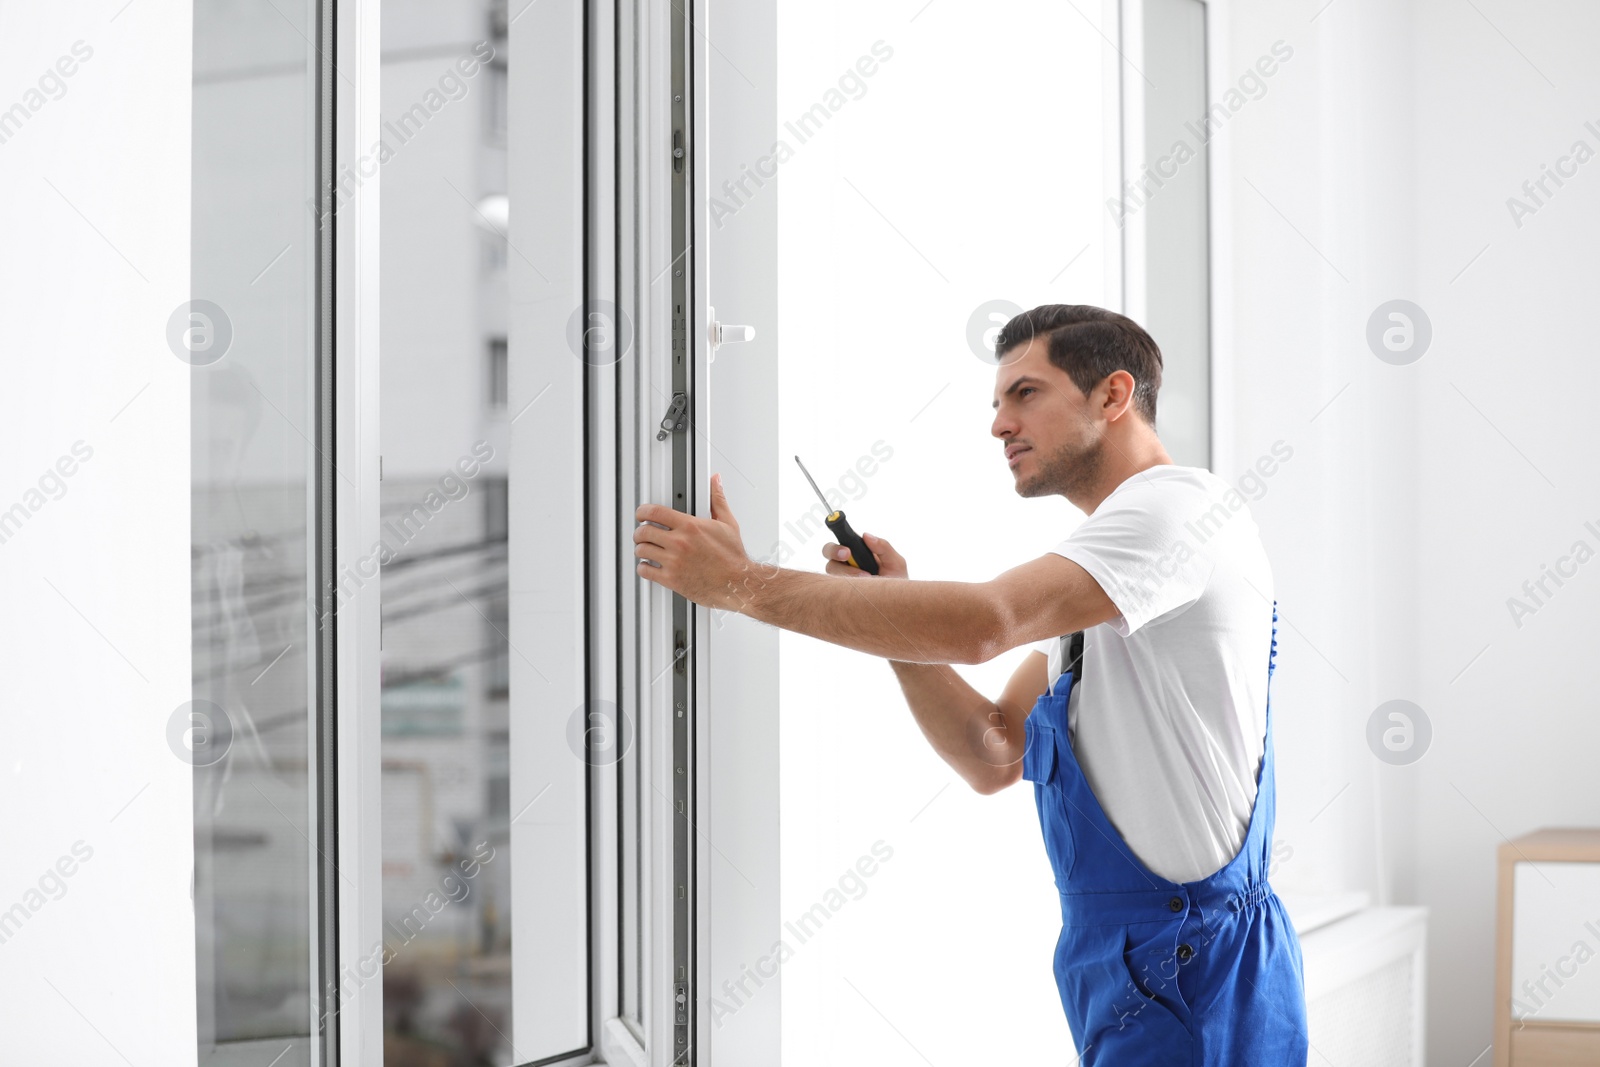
[{"x1": 826, "y1": 511, "x2": 879, "y2": 575}]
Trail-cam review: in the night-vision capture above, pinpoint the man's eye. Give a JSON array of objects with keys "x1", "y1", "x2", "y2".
[{"x1": 1020, "y1": 387, "x2": 1036, "y2": 397}]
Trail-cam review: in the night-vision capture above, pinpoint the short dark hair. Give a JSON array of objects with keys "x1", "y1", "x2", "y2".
[{"x1": 992, "y1": 304, "x2": 1163, "y2": 426}]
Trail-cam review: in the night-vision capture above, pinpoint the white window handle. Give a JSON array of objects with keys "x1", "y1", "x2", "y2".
[{"x1": 709, "y1": 306, "x2": 757, "y2": 362}]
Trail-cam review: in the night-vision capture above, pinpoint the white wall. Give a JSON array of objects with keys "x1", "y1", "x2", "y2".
[
  {"x1": 1223, "y1": 0, "x2": 1600, "y2": 1062},
  {"x1": 1412, "y1": 1, "x2": 1600, "y2": 1062},
  {"x1": 0, "y1": 1, "x2": 198, "y2": 1062}
]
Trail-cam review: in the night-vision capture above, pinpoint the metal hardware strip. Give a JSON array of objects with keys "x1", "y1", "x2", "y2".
[
  {"x1": 312, "y1": 0, "x2": 340, "y2": 1062},
  {"x1": 668, "y1": 0, "x2": 695, "y2": 1058}
]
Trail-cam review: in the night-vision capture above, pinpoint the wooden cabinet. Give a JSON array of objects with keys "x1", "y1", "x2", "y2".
[{"x1": 1496, "y1": 829, "x2": 1600, "y2": 1067}]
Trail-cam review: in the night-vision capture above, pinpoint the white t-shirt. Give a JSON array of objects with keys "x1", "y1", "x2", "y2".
[{"x1": 1029, "y1": 464, "x2": 1275, "y2": 885}]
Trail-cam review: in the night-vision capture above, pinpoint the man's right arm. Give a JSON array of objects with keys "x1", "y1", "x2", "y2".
[
  {"x1": 886, "y1": 648, "x2": 1049, "y2": 795},
  {"x1": 818, "y1": 532, "x2": 1052, "y2": 794}
]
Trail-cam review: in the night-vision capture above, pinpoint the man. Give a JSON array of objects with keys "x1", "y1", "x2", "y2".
[{"x1": 633, "y1": 303, "x2": 1308, "y2": 1065}]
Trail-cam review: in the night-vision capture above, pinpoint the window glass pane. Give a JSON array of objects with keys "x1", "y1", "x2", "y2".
[
  {"x1": 189, "y1": 1, "x2": 321, "y2": 1062},
  {"x1": 1140, "y1": 0, "x2": 1211, "y2": 468},
  {"x1": 775, "y1": 1, "x2": 1108, "y2": 1061},
  {"x1": 620, "y1": 620, "x2": 642, "y2": 1038},
  {"x1": 379, "y1": 2, "x2": 516, "y2": 1062},
  {"x1": 615, "y1": 0, "x2": 644, "y2": 1038}
]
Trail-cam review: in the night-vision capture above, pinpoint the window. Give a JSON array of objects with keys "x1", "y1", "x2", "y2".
[
  {"x1": 1125, "y1": 0, "x2": 1213, "y2": 468},
  {"x1": 768, "y1": 0, "x2": 1211, "y2": 1058},
  {"x1": 377, "y1": 5, "x2": 518, "y2": 1061},
  {"x1": 189, "y1": 0, "x2": 330, "y2": 1061}
]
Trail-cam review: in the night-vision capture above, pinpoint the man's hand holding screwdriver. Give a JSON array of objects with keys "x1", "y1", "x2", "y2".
[{"x1": 821, "y1": 533, "x2": 908, "y2": 580}]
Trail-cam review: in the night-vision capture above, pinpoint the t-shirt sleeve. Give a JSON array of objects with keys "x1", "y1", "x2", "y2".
[
  {"x1": 1048, "y1": 478, "x2": 1217, "y2": 637},
  {"x1": 1030, "y1": 635, "x2": 1060, "y2": 692}
]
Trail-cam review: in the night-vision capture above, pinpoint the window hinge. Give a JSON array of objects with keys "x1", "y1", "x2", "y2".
[{"x1": 656, "y1": 392, "x2": 688, "y2": 440}]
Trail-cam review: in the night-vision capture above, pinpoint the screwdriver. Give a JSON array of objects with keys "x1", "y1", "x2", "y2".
[{"x1": 794, "y1": 455, "x2": 880, "y2": 575}]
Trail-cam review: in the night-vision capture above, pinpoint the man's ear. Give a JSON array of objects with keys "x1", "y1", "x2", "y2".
[{"x1": 1101, "y1": 369, "x2": 1137, "y2": 420}]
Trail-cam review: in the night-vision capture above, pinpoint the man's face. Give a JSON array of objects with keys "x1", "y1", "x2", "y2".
[{"x1": 990, "y1": 336, "x2": 1107, "y2": 501}]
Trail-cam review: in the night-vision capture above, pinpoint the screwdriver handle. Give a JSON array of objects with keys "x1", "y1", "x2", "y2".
[{"x1": 826, "y1": 511, "x2": 880, "y2": 575}]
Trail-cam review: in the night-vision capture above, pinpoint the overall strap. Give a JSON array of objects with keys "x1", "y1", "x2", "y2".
[
  {"x1": 1066, "y1": 630, "x2": 1084, "y2": 681},
  {"x1": 1046, "y1": 631, "x2": 1084, "y2": 698}
]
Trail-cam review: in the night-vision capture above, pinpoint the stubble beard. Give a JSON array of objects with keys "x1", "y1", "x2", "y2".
[{"x1": 1015, "y1": 430, "x2": 1107, "y2": 501}]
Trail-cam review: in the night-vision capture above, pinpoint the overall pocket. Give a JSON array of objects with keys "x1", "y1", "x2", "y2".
[
  {"x1": 1057, "y1": 925, "x2": 1193, "y2": 1055},
  {"x1": 1119, "y1": 922, "x2": 1195, "y2": 1030},
  {"x1": 1022, "y1": 717, "x2": 1075, "y2": 880},
  {"x1": 1021, "y1": 715, "x2": 1058, "y2": 785}
]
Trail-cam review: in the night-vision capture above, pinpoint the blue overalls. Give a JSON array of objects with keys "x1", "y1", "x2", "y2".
[{"x1": 1020, "y1": 601, "x2": 1308, "y2": 1065}]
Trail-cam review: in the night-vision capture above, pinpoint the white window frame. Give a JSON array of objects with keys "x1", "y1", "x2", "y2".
[{"x1": 333, "y1": 1, "x2": 383, "y2": 1063}]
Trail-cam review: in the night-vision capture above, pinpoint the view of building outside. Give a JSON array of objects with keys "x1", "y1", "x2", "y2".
[
  {"x1": 378, "y1": 1, "x2": 514, "y2": 1064},
  {"x1": 189, "y1": 0, "x2": 318, "y2": 1060},
  {"x1": 187, "y1": 2, "x2": 519, "y2": 1061}
]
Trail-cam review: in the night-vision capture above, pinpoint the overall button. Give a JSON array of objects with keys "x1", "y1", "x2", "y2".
[
  {"x1": 1176, "y1": 943, "x2": 1194, "y2": 960},
  {"x1": 1168, "y1": 896, "x2": 1184, "y2": 912}
]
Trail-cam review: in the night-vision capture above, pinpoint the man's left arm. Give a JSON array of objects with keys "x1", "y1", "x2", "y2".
[{"x1": 634, "y1": 474, "x2": 1120, "y2": 664}]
